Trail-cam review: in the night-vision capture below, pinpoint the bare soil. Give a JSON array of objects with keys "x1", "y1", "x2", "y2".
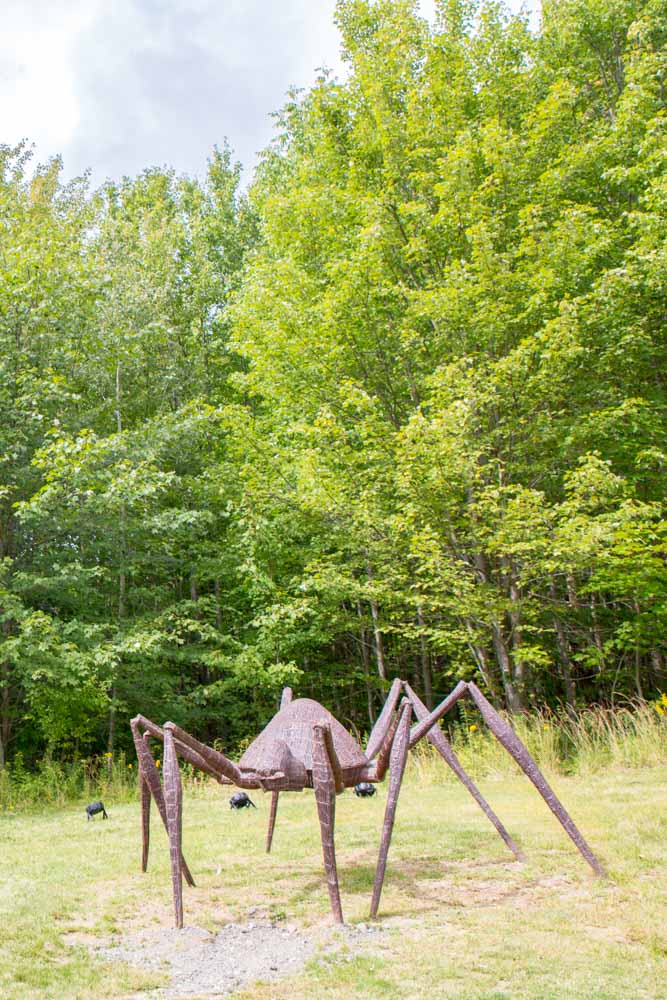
[
  {"x1": 98, "y1": 920, "x2": 314, "y2": 997},
  {"x1": 95, "y1": 918, "x2": 382, "y2": 998}
]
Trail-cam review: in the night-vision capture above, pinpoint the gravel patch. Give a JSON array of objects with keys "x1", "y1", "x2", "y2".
[{"x1": 98, "y1": 920, "x2": 317, "y2": 997}]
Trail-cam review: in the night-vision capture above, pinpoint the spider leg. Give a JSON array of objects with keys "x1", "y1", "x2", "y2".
[
  {"x1": 404, "y1": 682, "x2": 604, "y2": 876},
  {"x1": 130, "y1": 717, "x2": 195, "y2": 887},
  {"x1": 279, "y1": 686, "x2": 293, "y2": 707},
  {"x1": 352, "y1": 677, "x2": 403, "y2": 783},
  {"x1": 266, "y1": 686, "x2": 294, "y2": 854},
  {"x1": 157, "y1": 720, "x2": 247, "y2": 786},
  {"x1": 164, "y1": 724, "x2": 185, "y2": 928},
  {"x1": 312, "y1": 721, "x2": 344, "y2": 923},
  {"x1": 466, "y1": 683, "x2": 605, "y2": 876},
  {"x1": 265, "y1": 790, "x2": 280, "y2": 853},
  {"x1": 403, "y1": 682, "x2": 525, "y2": 862},
  {"x1": 140, "y1": 732, "x2": 151, "y2": 872},
  {"x1": 370, "y1": 698, "x2": 412, "y2": 919},
  {"x1": 408, "y1": 680, "x2": 469, "y2": 748},
  {"x1": 358, "y1": 709, "x2": 400, "y2": 782},
  {"x1": 365, "y1": 677, "x2": 403, "y2": 760}
]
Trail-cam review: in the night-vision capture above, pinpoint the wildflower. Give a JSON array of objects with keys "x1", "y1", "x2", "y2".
[
  {"x1": 661, "y1": 693, "x2": 667, "y2": 707},
  {"x1": 469, "y1": 724, "x2": 477, "y2": 733},
  {"x1": 127, "y1": 764, "x2": 133, "y2": 769},
  {"x1": 156, "y1": 760, "x2": 161, "y2": 768},
  {"x1": 105, "y1": 751, "x2": 113, "y2": 758},
  {"x1": 543, "y1": 724, "x2": 550, "y2": 730},
  {"x1": 656, "y1": 704, "x2": 665, "y2": 717}
]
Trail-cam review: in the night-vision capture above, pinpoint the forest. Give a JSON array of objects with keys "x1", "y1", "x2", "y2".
[{"x1": 0, "y1": 0, "x2": 665, "y2": 769}]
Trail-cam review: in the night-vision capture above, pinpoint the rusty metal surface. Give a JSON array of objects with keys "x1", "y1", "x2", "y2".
[
  {"x1": 131, "y1": 716, "x2": 195, "y2": 890},
  {"x1": 312, "y1": 721, "x2": 343, "y2": 922},
  {"x1": 467, "y1": 682, "x2": 606, "y2": 876},
  {"x1": 131, "y1": 678, "x2": 605, "y2": 929},
  {"x1": 265, "y1": 790, "x2": 280, "y2": 853},
  {"x1": 163, "y1": 725, "x2": 184, "y2": 928},
  {"x1": 239, "y1": 698, "x2": 367, "y2": 773},
  {"x1": 403, "y1": 682, "x2": 526, "y2": 862},
  {"x1": 370, "y1": 699, "x2": 412, "y2": 918},
  {"x1": 264, "y1": 687, "x2": 294, "y2": 852},
  {"x1": 365, "y1": 677, "x2": 402, "y2": 759}
]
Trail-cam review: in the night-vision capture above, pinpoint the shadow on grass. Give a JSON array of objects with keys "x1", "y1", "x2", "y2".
[{"x1": 280, "y1": 849, "x2": 534, "y2": 923}]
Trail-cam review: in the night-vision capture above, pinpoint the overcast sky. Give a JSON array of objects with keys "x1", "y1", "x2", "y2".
[{"x1": 1, "y1": 0, "x2": 537, "y2": 187}]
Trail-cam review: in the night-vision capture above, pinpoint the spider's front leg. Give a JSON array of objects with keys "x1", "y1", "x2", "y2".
[
  {"x1": 370, "y1": 698, "x2": 412, "y2": 918},
  {"x1": 465, "y1": 683, "x2": 605, "y2": 876},
  {"x1": 365, "y1": 677, "x2": 403, "y2": 759},
  {"x1": 140, "y1": 732, "x2": 151, "y2": 873},
  {"x1": 312, "y1": 720, "x2": 345, "y2": 923},
  {"x1": 163, "y1": 724, "x2": 185, "y2": 928}
]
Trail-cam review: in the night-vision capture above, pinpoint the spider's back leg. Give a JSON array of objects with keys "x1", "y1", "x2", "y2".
[
  {"x1": 403, "y1": 681, "x2": 525, "y2": 862},
  {"x1": 266, "y1": 686, "x2": 294, "y2": 853}
]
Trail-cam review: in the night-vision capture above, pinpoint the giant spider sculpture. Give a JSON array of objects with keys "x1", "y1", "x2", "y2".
[{"x1": 131, "y1": 679, "x2": 604, "y2": 927}]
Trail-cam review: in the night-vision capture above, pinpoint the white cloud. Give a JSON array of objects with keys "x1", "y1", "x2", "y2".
[
  {"x1": 65, "y1": 0, "x2": 344, "y2": 183},
  {"x1": 0, "y1": 0, "x2": 101, "y2": 157},
  {"x1": 0, "y1": 0, "x2": 538, "y2": 186}
]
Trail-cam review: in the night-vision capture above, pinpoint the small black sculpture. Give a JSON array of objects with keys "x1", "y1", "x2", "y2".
[
  {"x1": 86, "y1": 800, "x2": 108, "y2": 821},
  {"x1": 354, "y1": 782, "x2": 376, "y2": 797},
  {"x1": 230, "y1": 791, "x2": 256, "y2": 810}
]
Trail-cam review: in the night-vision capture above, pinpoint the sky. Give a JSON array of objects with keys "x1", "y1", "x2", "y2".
[{"x1": 1, "y1": 0, "x2": 538, "y2": 188}]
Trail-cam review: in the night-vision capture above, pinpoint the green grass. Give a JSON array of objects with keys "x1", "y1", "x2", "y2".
[{"x1": 0, "y1": 762, "x2": 666, "y2": 999}]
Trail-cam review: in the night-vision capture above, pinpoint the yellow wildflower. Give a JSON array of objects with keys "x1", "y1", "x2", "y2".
[
  {"x1": 656, "y1": 704, "x2": 665, "y2": 717},
  {"x1": 469, "y1": 724, "x2": 477, "y2": 733},
  {"x1": 127, "y1": 763, "x2": 133, "y2": 769},
  {"x1": 661, "y1": 693, "x2": 667, "y2": 707},
  {"x1": 156, "y1": 760, "x2": 161, "y2": 768}
]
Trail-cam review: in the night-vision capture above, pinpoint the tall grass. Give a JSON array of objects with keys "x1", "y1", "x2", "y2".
[
  {"x1": 408, "y1": 699, "x2": 667, "y2": 784},
  {"x1": 0, "y1": 751, "x2": 139, "y2": 813},
  {"x1": 1, "y1": 701, "x2": 665, "y2": 811},
  {"x1": 0, "y1": 748, "x2": 218, "y2": 813}
]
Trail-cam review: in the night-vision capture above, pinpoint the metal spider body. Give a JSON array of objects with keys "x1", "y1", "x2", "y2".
[{"x1": 131, "y1": 679, "x2": 604, "y2": 928}]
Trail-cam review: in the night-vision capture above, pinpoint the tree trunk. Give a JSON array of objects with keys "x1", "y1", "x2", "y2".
[
  {"x1": 214, "y1": 578, "x2": 222, "y2": 631},
  {"x1": 550, "y1": 578, "x2": 576, "y2": 714},
  {"x1": 416, "y1": 606, "x2": 433, "y2": 709},
  {"x1": 589, "y1": 590, "x2": 605, "y2": 668},
  {"x1": 0, "y1": 663, "x2": 11, "y2": 770},
  {"x1": 365, "y1": 564, "x2": 387, "y2": 681},
  {"x1": 491, "y1": 623, "x2": 523, "y2": 714},
  {"x1": 633, "y1": 601, "x2": 644, "y2": 700},
  {"x1": 649, "y1": 648, "x2": 665, "y2": 691},
  {"x1": 502, "y1": 557, "x2": 528, "y2": 704},
  {"x1": 462, "y1": 618, "x2": 501, "y2": 705},
  {"x1": 357, "y1": 602, "x2": 375, "y2": 726},
  {"x1": 109, "y1": 360, "x2": 125, "y2": 758},
  {"x1": 472, "y1": 552, "x2": 523, "y2": 712}
]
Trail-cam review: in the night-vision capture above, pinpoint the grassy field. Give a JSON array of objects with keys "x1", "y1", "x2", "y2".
[{"x1": 0, "y1": 757, "x2": 666, "y2": 1000}]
